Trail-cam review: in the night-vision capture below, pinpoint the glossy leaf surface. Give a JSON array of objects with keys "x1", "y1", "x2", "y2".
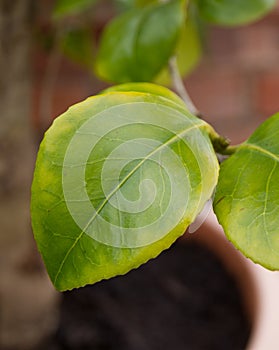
[
  {"x1": 95, "y1": 0, "x2": 186, "y2": 83},
  {"x1": 214, "y1": 113, "x2": 279, "y2": 269},
  {"x1": 31, "y1": 84, "x2": 219, "y2": 291},
  {"x1": 195, "y1": 0, "x2": 276, "y2": 26}
]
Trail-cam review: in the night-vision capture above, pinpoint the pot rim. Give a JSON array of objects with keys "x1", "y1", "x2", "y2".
[{"x1": 190, "y1": 211, "x2": 279, "y2": 350}]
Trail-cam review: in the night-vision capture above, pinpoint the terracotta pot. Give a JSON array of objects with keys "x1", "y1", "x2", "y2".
[{"x1": 189, "y1": 211, "x2": 279, "y2": 350}]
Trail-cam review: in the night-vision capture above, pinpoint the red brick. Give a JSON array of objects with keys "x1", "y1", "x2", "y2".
[
  {"x1": 52, "y1": 80, "x2": 89, "y2": 118},
  {"x1": 234, "y1": 24, "x2": 279, "y2": 70},
  {"x1": 256, "y1": 72, "x2": 279, "y2": 116},
  {"x1": 185, "y1": 66, "x2": 249, "y2": 123},
  {"x1": 214, "y1": 116, "x2": 264, "y2": 145},
  {"x1": 207, "y1": 27, "x2": 239, "y2": 60}
]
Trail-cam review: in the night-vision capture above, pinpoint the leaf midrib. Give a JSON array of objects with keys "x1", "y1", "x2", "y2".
[
  {"x1": 53, "y1": 121, "x2": 205, "y2": 286},
  {"x1": 243, "y1": 142, "x2": 279, "y2": 162}
]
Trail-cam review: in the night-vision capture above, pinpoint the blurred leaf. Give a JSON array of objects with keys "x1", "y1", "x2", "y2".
[
  {"x1": 114, "y1": 0, "x2": 137, "y2": 11},
  {"x1": 95, "y1": 0, "x2": 186, "y2": 83},
  {"x1": 60, "y1": 28, "x2": 95, "y2": 70},
  {"x1": 155, "y1": 12, "x2": 202, "y2": 85},
  {"x1": 195, "y1": 0, "x2": 277, "y2": 26},
  {"x1": 31, "y1": 83, "x2": 219, "y2": 290},
  {"x1": 214, "y1": 113, "x2": 279, "y2": 270},
  {"x1": 53, "y1": 0, "x2": 97, "y2": 20},
  {"x1": 115, "y1": 0, "x2": 157, "y2": 11}
]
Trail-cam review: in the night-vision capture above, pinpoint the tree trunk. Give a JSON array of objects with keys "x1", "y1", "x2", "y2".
[{"x1": 0, "y1": 1, "x2": 59, "y2": 348}]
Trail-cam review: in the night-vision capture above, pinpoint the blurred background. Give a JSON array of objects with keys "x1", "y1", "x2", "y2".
[{"x1": 0, "y1": 0, "x2": 279, "y2": 349}]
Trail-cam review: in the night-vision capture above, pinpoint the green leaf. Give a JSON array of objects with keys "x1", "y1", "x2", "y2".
[
  {"x1": 53, "y1": 0, "x2": 97, "y2": 19},
  {"x1": 101, "y1": 82, "x2": 186, "y2": 108},
  {"x1": 214, "y1": 113, "x2": 279, "y2": 270},
  {"x1": 60, "y1": 27, "x2": 95, "y2": 70},
  {"x1": 155, "y1": 10, "x2": 202, "y2": 85},
  {"x1": 115, "y1": 0, "x2": 157, "y2": 11},
  {"x1": 195, "y1": 0, "x2": 276, "y2": 26},
  {"x1": 31, "y1": 83, "x2": 219, "y2": 291},
  {"x1": 95, "y1": 0, "x2": 186, "y2": 83}
]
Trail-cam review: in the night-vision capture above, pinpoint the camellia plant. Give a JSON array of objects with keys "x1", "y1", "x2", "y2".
[{"x1": 31, "y1": 0, "x2": 279, "y2": 291}]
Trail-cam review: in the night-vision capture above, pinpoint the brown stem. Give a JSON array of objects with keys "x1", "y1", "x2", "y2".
[{"x1": 168, "y1": 56, "x2": 201, "y2": 117}]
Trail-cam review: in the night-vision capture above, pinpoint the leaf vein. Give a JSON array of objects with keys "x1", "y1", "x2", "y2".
[{"x1": 54, "y1": 121, "x2": 204, "y2": 284}]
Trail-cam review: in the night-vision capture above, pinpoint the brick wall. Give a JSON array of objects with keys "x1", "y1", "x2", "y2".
[{"x1": 32, "y1": 2, "x2": 279, "y2": 145}]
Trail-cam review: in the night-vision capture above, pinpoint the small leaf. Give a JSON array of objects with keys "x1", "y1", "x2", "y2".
[
  {"x1": 195, "y1": 0, "x2": 276, "y2": 26},
  {"x1": 31, "y1": 83, "x2": 219, "y2": 291},
  {"x1": 53, "y1": 0, "x2": 97, "y2": 20},
  {"x1": 95, "y1": 0, "x2": 186, "y2": 83},
  {"x1": 214, "y1": 113, "x2": 279, "y2": 270},
  {"x1": 60, "y1": 27, "x2": 95, "y2": 70}
]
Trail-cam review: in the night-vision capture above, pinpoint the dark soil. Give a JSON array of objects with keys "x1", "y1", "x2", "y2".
[{"x1": 45, "y1": 238, "x2": 251, "y2": 350}]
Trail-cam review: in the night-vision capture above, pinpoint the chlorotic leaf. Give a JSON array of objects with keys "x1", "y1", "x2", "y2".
[
  {"x1": 31, "y1": 83, "x2": 219, "y2": 291},
  {"x1": 214, "y1": 113, "x2": 279, "y2": 270},
  {"x1": 95, "y1": 0, "x2": 186, "y2": 83},
  {"x1": 53, "y1": 0, "x2": 97, "y2": 20},
  {"x1": 195, "y1": 0, "x2": 276, "y2": 26},
  {"x1": 101, "y1": 82, "x2": 186, "y2": 108}
]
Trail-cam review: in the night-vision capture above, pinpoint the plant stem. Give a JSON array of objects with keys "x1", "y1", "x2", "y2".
[
  {"x1": 205, "y1": 124, "x2": 241, "y2": 156},
  {"x1": 168, "y1": 56, "x2": 240, "y2": 158},
  {"x1": 168, "y1": 56, "x2": 201, "y2": 117},
  {"x1": 220, "y1": 145, "x2": 240, "y2": 155}
]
